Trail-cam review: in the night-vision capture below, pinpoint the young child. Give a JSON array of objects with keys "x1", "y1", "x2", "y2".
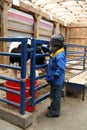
[{"x1": 46, "y1": 33, "x2": 66, "y2": 118}]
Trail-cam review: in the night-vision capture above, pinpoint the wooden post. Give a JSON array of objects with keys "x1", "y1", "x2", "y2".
[
  {"x1": 0, "y1": 0, "x2": 12, "y2": 65},
  {"x1": 33, "y1": 14, "x2": 42, "y2": 38},
  {"x1": 65, "y1": 27, "x2": 69, "y2": 42},
  {"x1": 53, "y1": 22, "x2": 60, "y2": 35}
]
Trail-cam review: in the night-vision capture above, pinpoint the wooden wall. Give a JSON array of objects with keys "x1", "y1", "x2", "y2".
[
  {"x1": 61, "y1": 26, "x2": 87, "y2": 46},
  {"x1": 69, "y1": 27, "x2": 87, "y2": 46}
]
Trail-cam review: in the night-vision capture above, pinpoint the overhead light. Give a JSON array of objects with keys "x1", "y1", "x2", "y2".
[
  {"x1": 50, "y1": 14, "x2": 53, "y2": 20},
  {"x1": 13, "y1": 0, "x2": 19, "y2": 6}
]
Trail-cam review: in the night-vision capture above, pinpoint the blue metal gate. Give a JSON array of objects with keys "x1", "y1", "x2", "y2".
[
  {"x1": 30, "y1": 39, "x2": 49, "y2": 106},
  {"x1": 0, "y1": 37, "x2": 28, "y2": 115},
  {"x1": 0, "y1": 37, "x2": 50, "y2": 115},
  {"x1": 0, "y1": 38, "x2": 87, "y2": 115}
]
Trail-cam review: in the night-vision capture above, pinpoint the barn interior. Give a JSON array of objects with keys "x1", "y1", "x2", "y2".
[{"x1": 0, "y1": 0, "x2": 87, "y2": 129}]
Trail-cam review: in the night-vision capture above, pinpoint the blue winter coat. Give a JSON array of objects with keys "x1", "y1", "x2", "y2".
[{"x1": 46, "y1": 48, "x2": 66, "y2": 85}]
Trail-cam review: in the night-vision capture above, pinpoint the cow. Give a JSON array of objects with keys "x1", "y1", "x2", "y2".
[{"x1": 9, "y1": 39, "x2": 49, "y2": 78}]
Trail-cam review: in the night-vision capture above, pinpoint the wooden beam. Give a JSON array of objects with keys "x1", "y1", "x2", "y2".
[
  {"x1": 8, "y1": 27, "x2": 34, "y2": 34},
  {"x1": 0, "y1": 1, "x2": 3, "y2": 9},
  {"x1": 33, "y1": 14, "x2": 42, "y2": 38},
  {"x1": 34, "y1": 0, "x2": 64, "y2": 6},
  {"x1": 1, "y1": 0, "x2": 12, "y2": 4},
  {"x1": 12, "y1": 1, "x2": 65, "y2": 26},
  {"x1": 65, "y1": 27, "x2": 69, "y2": 42},
  {"x1": 68, "y1": 22, "x2": 87, "y2": 27},
  {"x1": 69, "y1": 35, "x2": 87, "y2": 39},
  {"x1": 1, "y1": 2, "x2": 9, "y2": 64},
  {"x1": 53, "y1": 22, "x2": 60, "y2": 34}
]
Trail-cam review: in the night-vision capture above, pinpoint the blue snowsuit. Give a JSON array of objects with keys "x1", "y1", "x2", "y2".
[{"x1": 46, "y1": 47, "x2": 66, "y2": 115}]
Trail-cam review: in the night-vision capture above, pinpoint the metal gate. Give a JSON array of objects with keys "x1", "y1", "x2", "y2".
[
  {"x1": 0, "y1": 37, "x2": 50, "y2": 115},
  {"x1": 29, "y1": 39, "x2": 49, "y2": 106}
]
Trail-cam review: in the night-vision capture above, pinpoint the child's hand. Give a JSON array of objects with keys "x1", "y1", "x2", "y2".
[
  {"x1": 46, "y1": 76, "x2": 55, "y2": 84},
  {"x1": 54, "y1": 74, "x2": 59, "y2": 80}
]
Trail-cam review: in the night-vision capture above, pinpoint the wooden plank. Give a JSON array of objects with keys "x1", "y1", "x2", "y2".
[
  {"x1": 8, "y1": 19, "x2": 33, "y2": 26},
  {"x1": 68, "y1": 23, "x2": 87, "y2": 27},
  {"x1": 34, "y1": 0, "x2": 64, "y2": 6},
  {"x1": 53, "y1": 22, "x2": 60, "y2": 34},
  {"x1": 4, "y1": 0, "x2": 12, "y2": 3},
  {"x1": 39, "y1": 33, "x2": 52, "y2": 37},
  {"x1": 0, "y1": 2, "x2": 8, "y2": 64},
  {"x1": 65, "y1": 27, "x2": 69, "y2": 42},
  {"x1": 69, "y1": 36, "x2": 87, "y2": 39},
  {"x1": 8, "y1": 27, "x2": 34, "y2": 34},
  {"x1": 33, "y1": 14, "x2": 42, "y2": 38}
]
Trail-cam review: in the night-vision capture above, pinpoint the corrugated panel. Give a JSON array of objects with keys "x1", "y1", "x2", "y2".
[
  {"x1": 7, "y1": 8, "x2": 53, "y2": 41},
  {"x1": 39, "y1": 28, "x2": 52, "y2": 36},
  {"x1": 39, "y1": 19, "x2": 53, "y2": 30},
  {"x1": 39, "y1": 19, "x2": 53, "y2": 40},
  {"x1": 38, "y1": 35, "x2": 50, "y2": 41},
  {"x1": 7, "y1": 30, "x2": 32, "y2": 48},
  {"x1": 8, "y1": 19, "x2": 33, "y2": 34},
  {"x1": 8, "y1": 8, "x2": 34, "y2": 25},
  {"x1": 7, "y1": 8, "x2": 34, "y2": 38}
]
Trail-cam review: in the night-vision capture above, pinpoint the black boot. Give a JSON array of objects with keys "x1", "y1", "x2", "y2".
[{"x1": 46, "y1": 112, "x2": 59, "y2": 118}]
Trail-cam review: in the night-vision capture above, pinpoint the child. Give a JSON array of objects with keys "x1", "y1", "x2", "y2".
[{"x1": 46, "y1": 33, "x2": 66, "y2": 118}]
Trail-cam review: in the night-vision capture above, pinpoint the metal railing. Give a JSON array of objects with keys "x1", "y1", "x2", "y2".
[
  {"x1": 30, "y1": 39, "x2": 49, "y2": 106},
  {"x1": 65, "y1": 43, "x2": 87, "y2": 71},
  {"x1": 0, "y1": 37, "x2": 28, "y2": 115},
  {"x1": 0, "y1": 38, "x2": 87, "y2": 115}
]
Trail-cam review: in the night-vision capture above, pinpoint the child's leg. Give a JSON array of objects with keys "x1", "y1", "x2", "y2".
[{"x1": 50, "y1": 84, "x2": 63, "y2": 115}]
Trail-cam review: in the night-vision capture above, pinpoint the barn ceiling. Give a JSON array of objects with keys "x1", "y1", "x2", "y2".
[{"x1": 20, "y1": 0, "x2": 87, "y2": 26}]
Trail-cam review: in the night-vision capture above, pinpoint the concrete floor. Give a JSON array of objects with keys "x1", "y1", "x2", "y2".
[
  {"x1": 0, "y1": 119, "x2": 22, "y2": 130},
  {"x1": 1, "y1": 91, "x2": 87, "y2": 130},
  {"x1": 0, "y1": 63, "x2": 87, "y2": 130}
]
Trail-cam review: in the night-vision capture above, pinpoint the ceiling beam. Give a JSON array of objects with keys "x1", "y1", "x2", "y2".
[
  {"x1": 34, "y1": 0, "x2": 64, "y2": 6},
  {"x1": 12, "y1": 1, "x2": 66, "y2": 26},
  {"x1": 12, "y1": 0, "x2": 87, "y2": 27},
  {"x1": 68, "y1": 22, "x2": 87, "y2": 27}
]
